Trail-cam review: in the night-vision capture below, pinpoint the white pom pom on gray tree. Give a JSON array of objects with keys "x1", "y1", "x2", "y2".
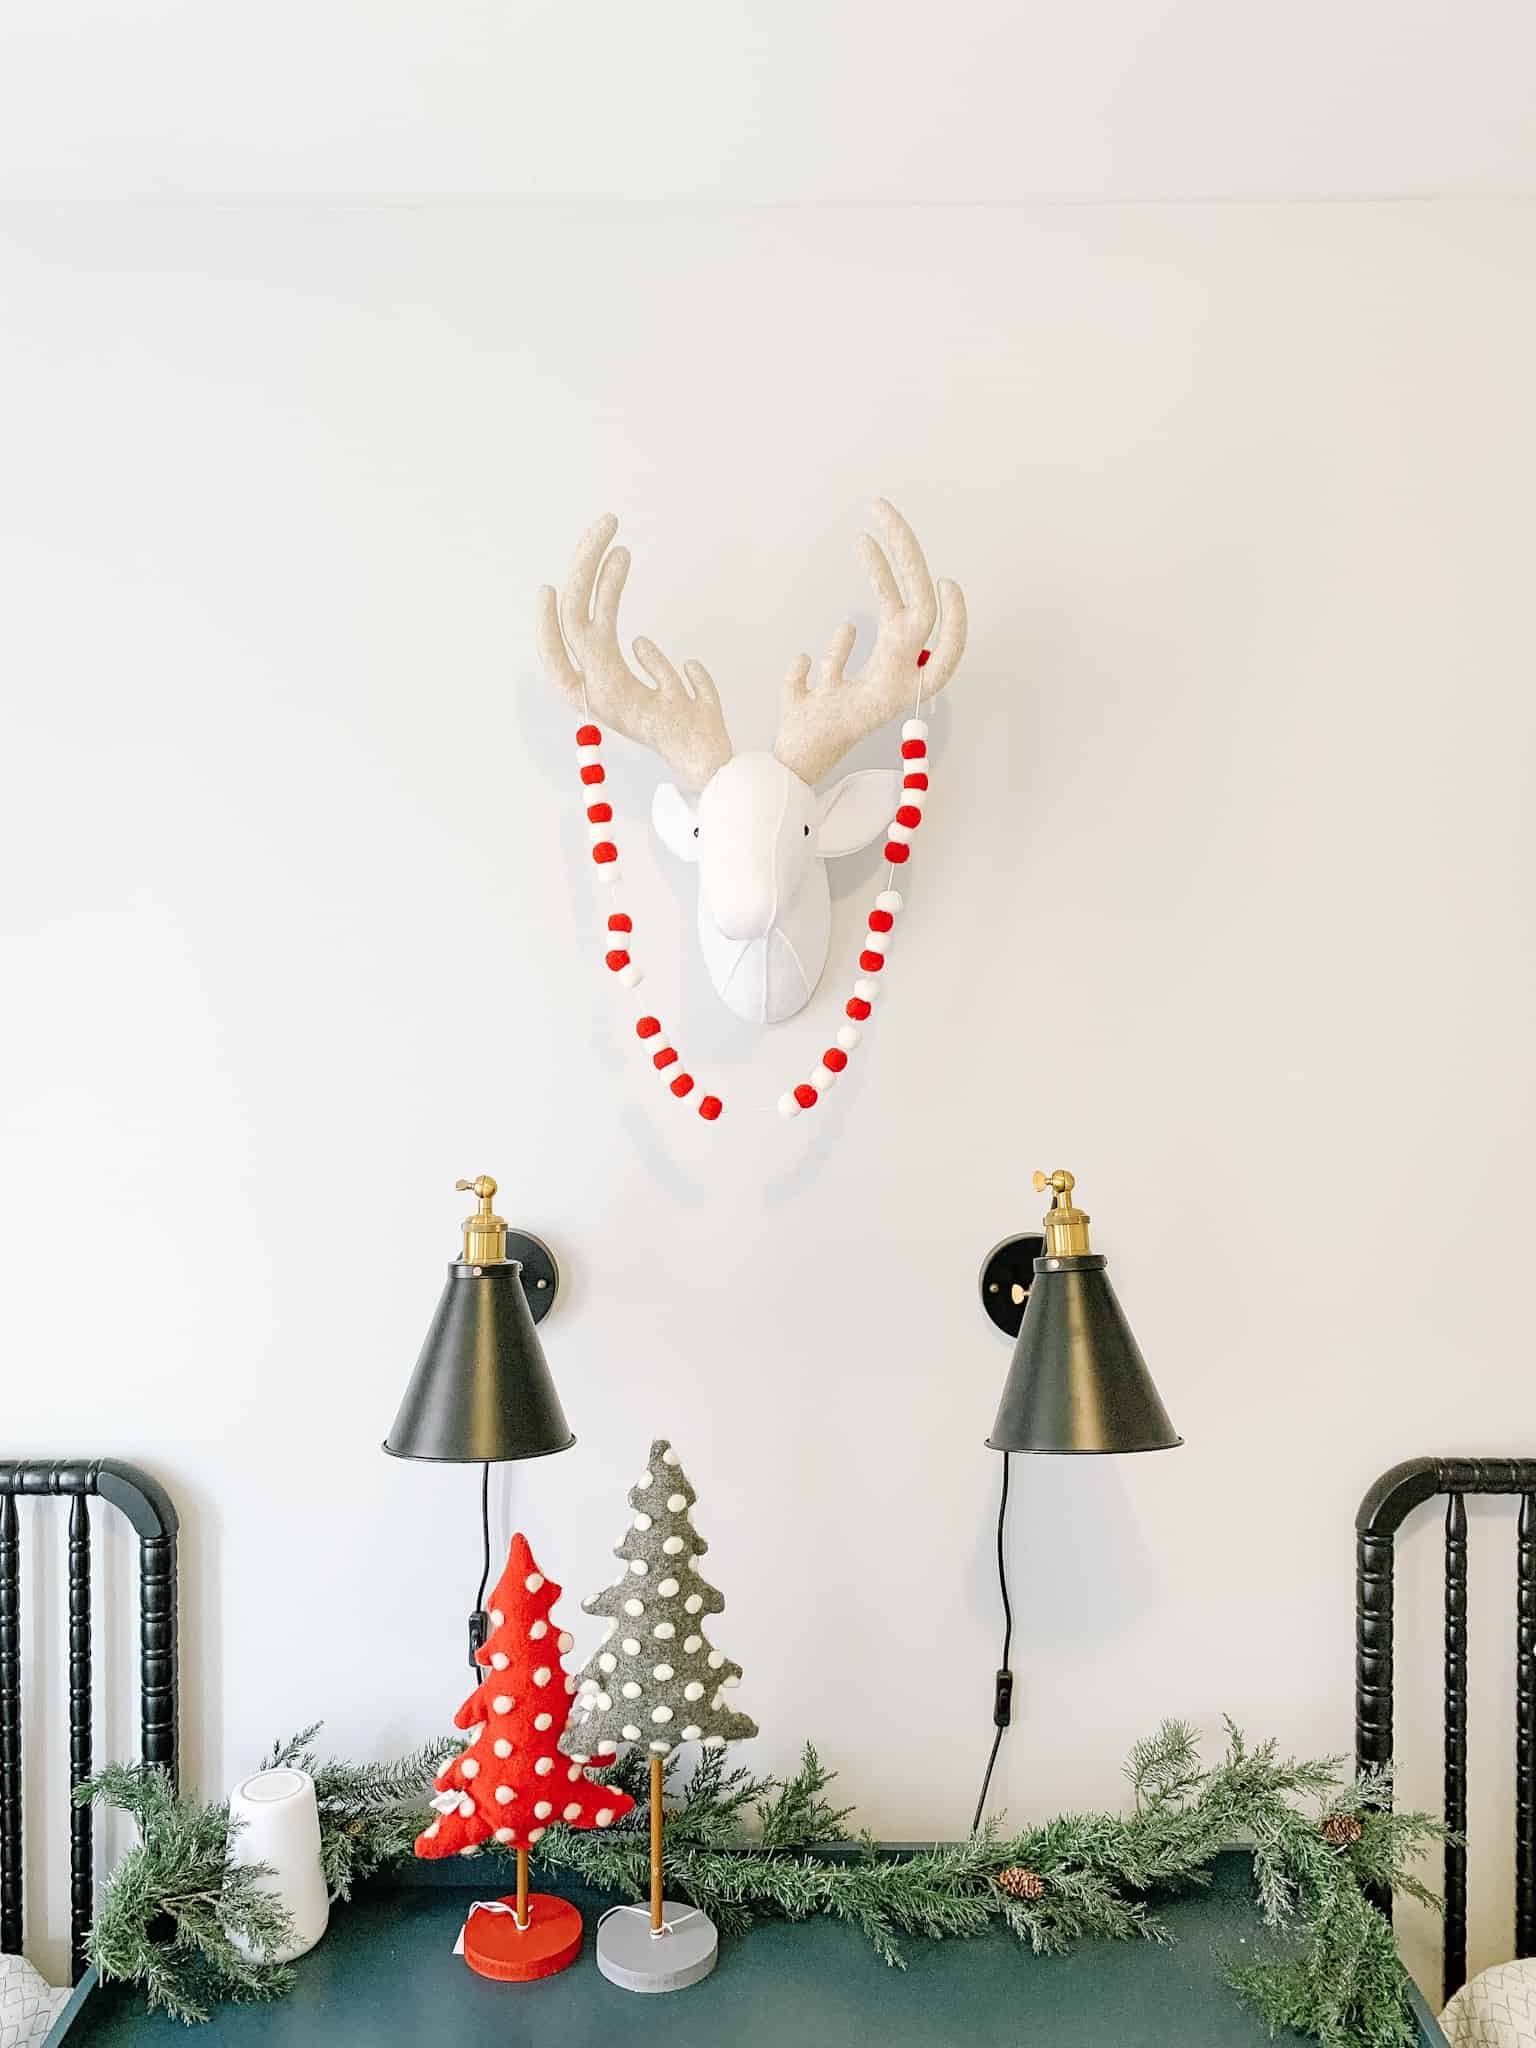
[{"x1": 560, "y1": 1437, "x2": 757, "y2": 1762}]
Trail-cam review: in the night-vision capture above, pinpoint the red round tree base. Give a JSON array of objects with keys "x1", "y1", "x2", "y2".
[{"x1": 463, "y1": 1894, "x2": 583, "y2": 1982}]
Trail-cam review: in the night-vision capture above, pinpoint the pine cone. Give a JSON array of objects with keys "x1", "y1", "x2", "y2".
[
  {"x1": 997, "y1": 1865, "x2": 1046, "y2": 1901},
  {"x1": 1320, "y1": 1814, "x2": 1363, "y2": 1848}
]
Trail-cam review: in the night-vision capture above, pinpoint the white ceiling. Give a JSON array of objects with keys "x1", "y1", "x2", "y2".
[{"x1": 2, "y1": 0, "x2": 1534, "y2": 204}]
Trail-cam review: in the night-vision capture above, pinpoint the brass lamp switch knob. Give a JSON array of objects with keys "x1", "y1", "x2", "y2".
[
  {"x1": 457, "y1": 1176, "x2": 510, "y2": 1265},
  {"x1": 1035, "y1": 1168, "x2": 1093, "y2": 1257}
]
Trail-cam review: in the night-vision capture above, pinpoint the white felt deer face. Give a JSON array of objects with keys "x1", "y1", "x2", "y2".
[{"x1": 536, "y1": 501, "x2": 966, "y2": 1024}]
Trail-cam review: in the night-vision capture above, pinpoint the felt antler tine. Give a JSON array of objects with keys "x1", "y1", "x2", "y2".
[
  {"x1": 536, "y1": 517, "x2": 734, "y2": 793},
  {"x1": 817, "y1": 620, "x2": 857, "y2": 692},
  {"x1": 772, "y1": 501, "x2": 967, "y2": 785}
]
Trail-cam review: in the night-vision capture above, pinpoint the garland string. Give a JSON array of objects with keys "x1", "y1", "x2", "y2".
[{"x1": 573, "y1": 657, "x2": 936, "y2": 1123}]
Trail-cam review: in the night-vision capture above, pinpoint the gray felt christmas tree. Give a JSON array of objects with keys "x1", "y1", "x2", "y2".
[{"x1": 559, "y1": 1436, "x2": 756, "y2": 1990}]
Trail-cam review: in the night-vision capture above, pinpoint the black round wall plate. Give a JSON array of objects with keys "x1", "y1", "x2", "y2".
[
  {"x1": 978, "y1": 1233, "x2": 1045, "y2": 1338},
  {"x1": 505, "y1": 1230, "x2": 561, "y2": 1324}
]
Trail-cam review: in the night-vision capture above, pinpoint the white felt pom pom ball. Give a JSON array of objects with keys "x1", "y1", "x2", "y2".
[
  {"x1": 887, "y1": 819, "x2": 912, "y2": 843},
  {"x1": 618, "y1": 963, "x2": 643, "y2": 988},
  {"x1": 901, "y1": 719, "x2": 929, "y2": 742},
  {"x1": 811, "y1": 1064, "x2": 835, "y2": 1089},
  {"x1": 778, "y1": 1093, "x2": 801, "y2": 1118},
  {"x1": 862, "y1": 931, "x2": 887, "y2": 955},
  {"x1": 875, "y1": 890, "x2": 903, "y2": 915},
  {"x1": 837, "y1": 1025, "x2": 860, "y2": 1051},
  {"x1": 854, "y1": 979, "x2": 881, "y2": 1003}
]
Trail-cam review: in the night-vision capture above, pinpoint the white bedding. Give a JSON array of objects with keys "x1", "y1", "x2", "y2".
[
  {"x1": 0, "y1": 1956, "x2": 67, "y2": 2048},
  {"x1": 1443, "y1": 1961, "x2": 1536, "y2": 2047}
]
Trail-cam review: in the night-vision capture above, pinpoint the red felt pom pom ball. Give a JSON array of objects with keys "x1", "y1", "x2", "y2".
[
  {"x1": 868, "y1": 909, "x2": 894, "y2": 933},
  {"x1": 884, "y1": 841, "x2": 910, "y2": 864},
  {"x1": 575, "y1": 724, "x2": 602, "y2": 747},
  {"x1": 699, "y1": 1096, "x2": 723, "y2": 1121},
  {"x1": 823, "y1": 1047, "x2": 848, "y2": 1073},
  {"x1": 794, "y1": 1083, "x2": 818, "y2": 1109},
  {"x1": 847, "y1": 998, "x2": 872, "y2": 1021},
  {"x1": 636, "y1": 1016, "x2": 661, "y2": 1039}
]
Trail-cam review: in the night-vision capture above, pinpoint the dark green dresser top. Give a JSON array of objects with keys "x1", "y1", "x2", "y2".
[{"x1": 49, "y1": 1850, "x2": 1447, "y2": 2047}]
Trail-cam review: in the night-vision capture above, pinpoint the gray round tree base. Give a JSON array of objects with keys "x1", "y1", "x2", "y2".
[{"x1": 595, "y1": 1902, "x2": 718, "y2": 1993}]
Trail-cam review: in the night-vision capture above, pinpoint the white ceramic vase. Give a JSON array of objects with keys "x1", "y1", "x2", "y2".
[{"x1": 227, "y1": 1766, "x2": 329, "y2": 1962}]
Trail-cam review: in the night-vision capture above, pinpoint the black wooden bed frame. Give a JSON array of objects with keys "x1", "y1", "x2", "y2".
[
  {"x1": 0, "y1": 1460, "x2": 178, "y2": 1983},
  {"x1": 1358, "y1": 1455, "x2": 1536, "y2": 2005}
]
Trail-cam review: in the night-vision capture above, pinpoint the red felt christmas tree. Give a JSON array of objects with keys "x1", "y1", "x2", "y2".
[{"x1": 416, "y1": 1532, "x2": 635, "y2": 1861}]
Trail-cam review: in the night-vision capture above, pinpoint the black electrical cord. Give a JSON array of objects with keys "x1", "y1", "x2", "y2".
[
  {"x1": 468, "y1": 1461, "x2": 492, "y2": 1668},
  {"x1": 971, "y1": 1452, "x2": 1013, "y2": 1834}
]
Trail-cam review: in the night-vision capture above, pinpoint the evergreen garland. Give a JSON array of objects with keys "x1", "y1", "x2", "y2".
[
  {"x1": 78, "y1": 1718, "x2": 1447, "y2": 2046},
  {"x1": 76, "y1": 1727, "x2": 453, "y2": 2023}
]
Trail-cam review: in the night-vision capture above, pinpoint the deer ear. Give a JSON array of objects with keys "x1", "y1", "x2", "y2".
[
  {"x1": 651, "y1": 782, "x2": 701, "y2": 862},
  {"x1": 814, "y1": 769, "x2": 900, "y2": 858}
]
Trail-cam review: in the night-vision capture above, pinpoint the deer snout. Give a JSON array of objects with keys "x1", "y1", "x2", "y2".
[{"x1": 692, "y1": 753, "x2": 817, "y2": 943}]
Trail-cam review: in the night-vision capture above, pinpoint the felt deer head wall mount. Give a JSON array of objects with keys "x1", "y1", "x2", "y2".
[{"x1": 536, "y1": 501, "x2": 967, "y2": 1123}]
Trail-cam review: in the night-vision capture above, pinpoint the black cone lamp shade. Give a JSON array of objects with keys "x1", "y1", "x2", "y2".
[
  {"x1": 971, "y1": 1170, "x2": 1180, "y2": 1832},
  {"x1": 987, "y1": 1171, "x2": 1181, "y2": 1455},
  {"x1": 385, "y1": 1177, "x2": 573, "y2": 1464}
]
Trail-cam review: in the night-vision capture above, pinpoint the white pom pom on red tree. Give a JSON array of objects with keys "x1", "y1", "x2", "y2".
[{"x1": 415, "y1": 1532, "x2": 635, "y2": 1860}]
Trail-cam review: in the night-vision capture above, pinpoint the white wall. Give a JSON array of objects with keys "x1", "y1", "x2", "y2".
[{"x1": 2, "y1": 35, "x2": 1535, "y2": 2003}]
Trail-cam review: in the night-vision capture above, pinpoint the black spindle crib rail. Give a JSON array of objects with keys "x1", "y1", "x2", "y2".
[
  {"x1": 1356, "y1": 1456, "x2": 1536, "y2": 2004},
  {"x1": 0, "y1": 1460, "x2": 178, "y2": 1982}
]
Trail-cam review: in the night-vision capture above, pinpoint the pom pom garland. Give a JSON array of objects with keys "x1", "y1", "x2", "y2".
[{"x1": 569, "y1": 672, "x2": 936, "y2": 1122}]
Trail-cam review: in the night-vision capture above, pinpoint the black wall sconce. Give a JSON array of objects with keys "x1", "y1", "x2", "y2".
[
  {"x1": 972, "y1": 1170, "x2": 1181, "y2": 1826},
  {"x1": 384, "y1": 1176, "x2": 572, "y2": 1664}
]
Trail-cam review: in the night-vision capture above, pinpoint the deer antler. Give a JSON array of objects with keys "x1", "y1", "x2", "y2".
[
  {"x1": 774, "y1": 500, "x2": 967, "y2": 786},
  {"x1": 536, "y1": 515, "x2": 733, "y2": 793}
]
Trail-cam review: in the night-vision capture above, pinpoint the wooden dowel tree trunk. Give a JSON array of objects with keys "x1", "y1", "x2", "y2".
[
  {"x1": 516, "y1": 1846, "x2": 529, "y2": 1930},
  {"x1": 650, "y1": 1757, "x2": 664, "y2": 1932}
]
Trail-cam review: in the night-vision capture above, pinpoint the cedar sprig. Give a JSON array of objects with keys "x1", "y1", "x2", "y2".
[
  {"x1": 73, "y1": 1763, "x2": 294, "y2": 2025},
  {"x1": 257, "y1": 1725, "x2": 456, "y2": 1900}
]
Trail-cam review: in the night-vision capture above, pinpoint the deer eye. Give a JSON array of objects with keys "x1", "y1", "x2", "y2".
[
  {"x1": 692, "y1": 826, "x2": 699, "y2": 838},
  {"x1": 803, "y1": 825, "x2": 810, "y2": 837}
]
